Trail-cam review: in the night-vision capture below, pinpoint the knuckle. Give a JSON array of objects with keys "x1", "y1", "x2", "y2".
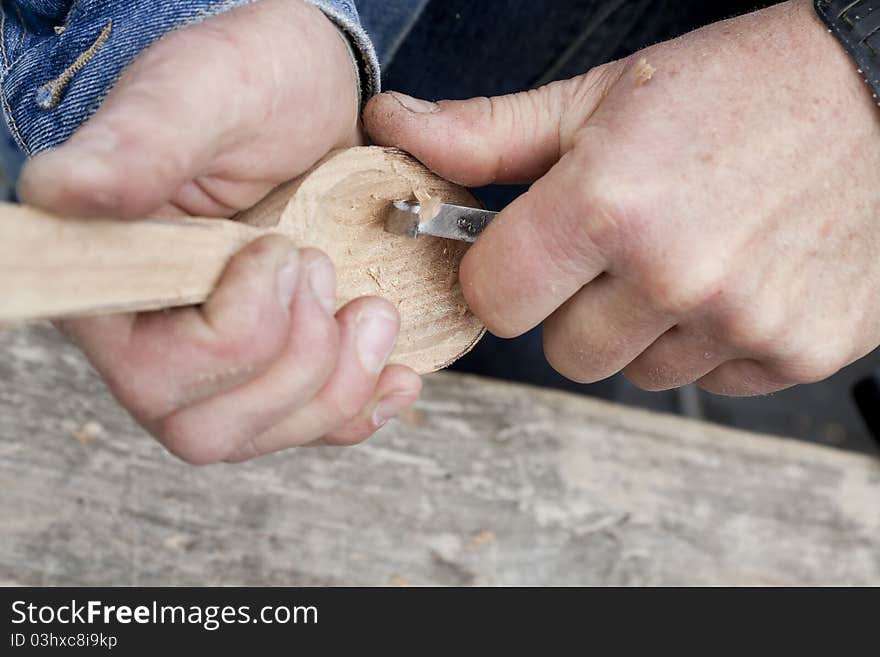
[
  {"x1": 571, "y1": 174, "x2": 724, "y2": 319},
  {"x1": 801, "y1": 359, "x2": 843, "y2": 384},
  {"x1": 155, "y1": 414, "x2": 228, "y2": 466},
  {"x1": 324, "y1": 389, "x2": 367, "y2": 425},
  {"x1": 323, "y1": 427, "x2": 372, "y2": 447},
  {"x1": 299, "y1": 320, "x2": 340, "y2": 379},
  {"x1": 568, "y1": 176, "x2": 627, "y2": 257},
  {"x1": 623, "y1": 361, "x2": 685, "y2": 392},
  {"x1": 298, "y1": 246, "x2": 332, "y2": 268},
  {"x1": 719, "y1": 310, "x2": 787, "y2": 355},
  {"x1": 495, "y1": 85, "x2": 564, "y2": 156},
  {"x1": 567, "y1": 61, "x2": 624, "y2": 109},
  {"x1": 208, "y1": 331, "x2": 273, "y2": 374},
  {"x1": 640, "y1": 261, "x2": 726, "y2": 317},
  {"x1": 527, "y1": 176, "x2": 624, "y2": 280},
  {"x1": 216, "y1": 310, "x2": 264, "y2": 360},
  {"x1": 543, "y1": 327, "x2": 602, "y2": 384},
  {"x1": 542, "y1": 329, "x2": 578, "y2": 380},
  {"x1": 210, "y1": 304, "x2": 288, "y2": 367},
  {"x1": 79, "y1": 173, "x2": 126, "y2": 213},
  {"x1": 565, "y1": 151, "x2": 664, "y2": 261},
  {"x1": 769, "y1": 351, "x2": 843, "y2": 385},
  {"x1": 100, "y1": 362, "x2": 168, "y2": 423},
  {"x1": 697, "y1": 376, "x2": 753, "y2": 397},
  {"x1": 459, "y1": 275, "x2": 518, "y2": 339},
  {"x1": 699, "y1": 360, "x2": 794, "y2": 397},
  {"x1": 142, "y1": 141, "x2": 192, "y2": 187}
]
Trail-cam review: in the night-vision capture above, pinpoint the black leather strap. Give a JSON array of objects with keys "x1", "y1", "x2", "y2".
[{"x1": 815, "y1": 0, "x2": 880, "y2": 104}]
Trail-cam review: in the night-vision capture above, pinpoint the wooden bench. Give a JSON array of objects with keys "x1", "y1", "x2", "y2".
[{"x1": 1, "y1": 323, "x2": 878, "y2": 585}]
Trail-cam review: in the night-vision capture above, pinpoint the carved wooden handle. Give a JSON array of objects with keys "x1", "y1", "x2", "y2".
[{"x1": 0, "y1": 204, "x2": 269, "y2": 321}]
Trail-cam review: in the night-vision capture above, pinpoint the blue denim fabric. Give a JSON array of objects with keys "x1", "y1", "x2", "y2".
[
  {"x1": 0, "y1": 0, "x2": 377, "y2": 171},
  {"x1": 309, "y1": 0, "x2": 379, "y2": 98},
  {"x1": 356, "y1": 0, "x2": 426, "y2": 68}
]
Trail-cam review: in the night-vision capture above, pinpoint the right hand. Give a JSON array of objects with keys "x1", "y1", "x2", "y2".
[
  {"x1": 17, "y1": 0, "x2": 421, "y2": 464},
  {"x1": 364, "y1": 0, "x2": 880, "y2": 398}
]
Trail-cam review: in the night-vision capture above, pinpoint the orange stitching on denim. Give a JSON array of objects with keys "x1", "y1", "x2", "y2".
[{"x1": 36, "y1": 20, "x2": 111, "y2": 110}]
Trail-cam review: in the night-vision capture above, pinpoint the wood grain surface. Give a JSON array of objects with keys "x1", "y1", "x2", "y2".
[
  {"x1": 238, "y1": 147, "x2": 486, "y2": 373},
  {"x1": 1, "y1": 323, "x2": 878, "y2": 586},
  {"x1": 0, "y1": 147, "x2": 485, "y2": 374}
]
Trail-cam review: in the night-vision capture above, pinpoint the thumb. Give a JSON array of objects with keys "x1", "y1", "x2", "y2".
[
  {"x1": 18, "y1": 24, "x2": 237, "y2": 219},
  {"x1": 363, "y1": 66, "x2": 618, "y2": 187}
]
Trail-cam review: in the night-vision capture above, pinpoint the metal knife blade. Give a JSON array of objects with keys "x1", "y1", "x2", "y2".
[{"x1": 385, "y1": 200, "x2": 497, "y2": 243}]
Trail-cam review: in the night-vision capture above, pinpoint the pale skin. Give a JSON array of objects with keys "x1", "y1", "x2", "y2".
[
  {"x1": 19, "y1": 0, "x2": 880, "y2": 463},
  {"x1": 18, "y1": 0, "x2": 422, "y2": 464},
  {"x1": 366, "y1": 0, "x2": 880, "y2": 397}
]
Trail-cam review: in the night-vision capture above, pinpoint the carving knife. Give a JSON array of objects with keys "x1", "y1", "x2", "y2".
[{"x1": 385, "y1": 200, "x2": 497, "y2": 243}]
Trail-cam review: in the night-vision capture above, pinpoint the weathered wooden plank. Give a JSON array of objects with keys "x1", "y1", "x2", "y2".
[{"x1": 1, "y1": 322, "x2": 878, "y2": 585}]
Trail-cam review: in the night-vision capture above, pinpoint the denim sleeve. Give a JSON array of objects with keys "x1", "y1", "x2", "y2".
[
  {"x1": 307, "y1": 1, "x2": 380, "y2": 103},
  {"x1": 0, "y1": 0, "x2": 380, "y2": 160}
]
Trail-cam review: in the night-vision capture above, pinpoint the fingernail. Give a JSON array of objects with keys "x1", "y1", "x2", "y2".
[
  {"x1": 389, "y1": 92, "x2": 439, "y2": 114},
  {"x1": 308, "y1": 258, "x2": 336, "y2": 314},
  {"x1": 276, "y1": 253, "x2": 299, "y2": 310},
  {"x1": 372, "y1": 394, "x2": 414, "y2": 428},
  {"x1": 356, "y1": 309, "x2": 398, "y2": 374}
]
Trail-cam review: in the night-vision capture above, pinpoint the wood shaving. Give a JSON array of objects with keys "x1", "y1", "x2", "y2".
[
  {"x1": 466, "y1": 530, "x2": 496, "y2": 550},
  {"x1": 367, "y1": 266, "x2": 388, "y2": 290},
  {"x1": 414, "y1": 186, "x2": 442, "y2": 221},
  {"x1": 398, "y1": 407, "x2": 427, "y2": 428},
  {"x1": 162, "y1": 533, "x2": 193, "y2": 550},
  {"x1": 74, "y1": 421, "x2": 102, "y2": 445},
  {"x1": 633, "y1": 57, "x2": 656, "y2": 84},
  {"x1": 389, "y1": 575, "x2": 411, "y2": 587}
]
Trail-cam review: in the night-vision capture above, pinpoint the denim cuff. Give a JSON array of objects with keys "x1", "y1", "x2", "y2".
[
  {"x1": 306, "y1": 0, "x2": 382, "y2": 104},
  {"x1": 0, "y1": 0, "x2": 379, "y2": 160}
]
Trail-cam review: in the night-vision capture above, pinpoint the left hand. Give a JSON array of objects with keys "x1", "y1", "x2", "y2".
[
  {"x1": 18, "y1": 0, "x2": 420, "y2": 464},
  {"x1": 365, "y1": 0, "x2": 880, "y2": 396}
]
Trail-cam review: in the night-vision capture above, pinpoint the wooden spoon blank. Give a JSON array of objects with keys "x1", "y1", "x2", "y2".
[{"x1": 0, "y1": 147, "x2": 486, "y2": 374}]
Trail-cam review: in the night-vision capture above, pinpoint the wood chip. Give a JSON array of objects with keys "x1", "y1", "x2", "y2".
[
  {"x1": 367, "y1": 266, "x2": 386, "y2": 290},
  {"x1": 466, "y1": 530, "x2": 496, "y2": 550},
  {"x1": 389, "y1": 575, "x2": 411, "y2": 587},
  {"x1": 414, "y1": 186, "x2": 442, "y2": 221},
  {"x1": 73, "y1": 421, "x2": 102, "y2": 445},
  {"x1": 633, "y1": 57, "x2": 656, "y2": 84},
  {"x1": 398, "y1": 407, "x2": 427, "y2": 428}
]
